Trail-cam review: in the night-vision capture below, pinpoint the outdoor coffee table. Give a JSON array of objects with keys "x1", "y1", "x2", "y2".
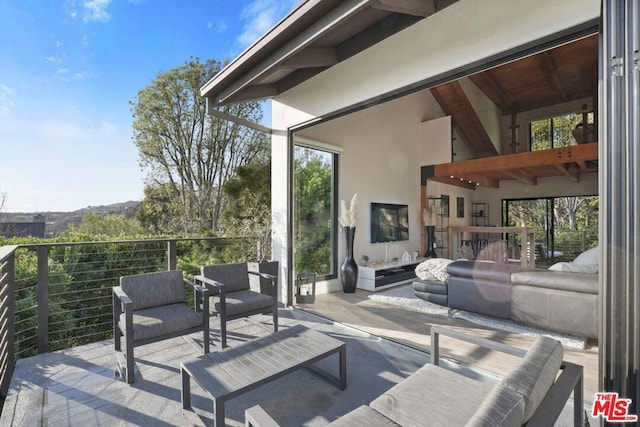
[{"x1": 181, "y1": 324, "x2": 347, "y2": 426}]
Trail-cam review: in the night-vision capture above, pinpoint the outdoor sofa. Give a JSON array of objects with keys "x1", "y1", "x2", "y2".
[{"x1": 244, "y1": 326, "x2": 584, "y2": 426}]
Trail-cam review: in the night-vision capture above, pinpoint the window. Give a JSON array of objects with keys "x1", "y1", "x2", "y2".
[
  {"x1": 529, "y1": 112, "x2": 595, "y2": 151},
  {"x1": 293, "y1": 145, "x2": 338, "y2": 279},
  {"x1": 503, "y1": 196, "x2": 598, "y2": 263}
]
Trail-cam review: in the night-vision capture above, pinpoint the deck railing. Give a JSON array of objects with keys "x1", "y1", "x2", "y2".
[{"x1": 0, "y1": 236, "x2": 257, "y2": 398}]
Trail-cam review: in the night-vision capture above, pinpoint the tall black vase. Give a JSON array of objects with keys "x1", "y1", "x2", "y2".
[
  {"x1": 425, "y1": 225, "x2": 438, "y2": 258},
  {"x1": 341, "y1": 227, "x2": 358, "y2": 293}
]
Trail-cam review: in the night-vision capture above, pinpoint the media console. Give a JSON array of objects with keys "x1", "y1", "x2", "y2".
[{"x1": 357, "y1": 258, "x2": 426, "y2": 292}]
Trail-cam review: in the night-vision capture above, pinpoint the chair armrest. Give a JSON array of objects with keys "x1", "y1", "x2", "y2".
[
  {"x1": 184, "y1": 278, "x2": 209, "y2": 295},
  {"x1": 248, "y1": 270, "x2": 277, "y2": 284},
  {"x1": 430, "y1": 326, "x2": 526, "y2": 365},
  {"x1": 194, "y1": 275, "x2": 226, "y2": 292},
  {"x1": 113, "y1": 286, "x2": 132, "y2": 305}
]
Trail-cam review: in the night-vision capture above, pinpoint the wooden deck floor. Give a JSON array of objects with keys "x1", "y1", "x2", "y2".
[{"x1": 297, "y1": 287, "x2": 599, "y2": 399}]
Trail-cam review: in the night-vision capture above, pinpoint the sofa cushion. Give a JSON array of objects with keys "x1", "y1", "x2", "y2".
[
  {"x1": 447, "y1": 261, "x2": 522, "y2": 282},
  {"x1": 120, "y1": 270, "x2": 185, "y2": 311},
  {"x1": 548, "y1": 261, "x2": 598, "y2": 274},
  {"x1": 119, "y1": 303, "x2": 202, "y2": 342},
  {"x1": 211, "y1": 289, "x2": 273, "y2": 316},
  {"x1": 465, "y1": 383, "x2": 526, "y2": 427},
  {"x1": 327, "y1": 405, "x2": 399, "y2": 427},
  {"x1": 370, "y1": 364, "x2": 494, "y2": 426},
  {"x1": 501, "y1": 336, "x2": 563, "y2": 422},
  {"x1": 511, "y1": 270, "x2": 597, "y2": 294},
  {"x1": 413, "y1": 279, "x2": 447, "y2": 295}
]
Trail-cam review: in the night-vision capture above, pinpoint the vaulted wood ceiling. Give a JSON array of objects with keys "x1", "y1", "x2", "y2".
[{"x1": 428, "y1": 34, "x2": 599, "y2": 188}]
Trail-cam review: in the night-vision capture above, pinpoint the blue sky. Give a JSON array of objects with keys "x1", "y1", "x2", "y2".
[{"x1": 0, "y1": 0, "x2": 297, "y2": 212}]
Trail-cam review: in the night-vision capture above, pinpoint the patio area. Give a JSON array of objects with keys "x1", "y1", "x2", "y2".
[{"x1": 0, "y1": 290, "x2": 594, "y2": 426}]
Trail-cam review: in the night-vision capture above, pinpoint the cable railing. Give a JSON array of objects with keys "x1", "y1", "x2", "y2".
[{"x1": 0, "y1": 236, "x2": 259, "y2": 398}]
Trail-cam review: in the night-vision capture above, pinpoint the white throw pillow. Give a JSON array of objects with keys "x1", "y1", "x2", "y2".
[
  {"x1": 415, "y1": 258, "x2": 453, "y2": 282},
  {"x1": 573, "y1": 246, "x2": 599, "y2": 271},
  {"x1": 548, "y1": 261, "x2": 598, "y2": 274}
]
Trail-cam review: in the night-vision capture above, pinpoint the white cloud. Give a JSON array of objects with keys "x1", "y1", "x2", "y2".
[
  {"x1": 55, "y1": 41, "x2": 63, "y2": 48},
  {"x1": 237, "y1": 0, "x2": 298, "y2": 48},
  {"x1": 83, "y1": 0, "x2": 112, "y2": 22},
  {"x1": 0, "y1": 85, "x2": 15, "y2": 117}
]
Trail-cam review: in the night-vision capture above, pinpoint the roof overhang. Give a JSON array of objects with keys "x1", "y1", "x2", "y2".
[{"x1": 201, "y1": 0, "x2": 439, "y2": 108}]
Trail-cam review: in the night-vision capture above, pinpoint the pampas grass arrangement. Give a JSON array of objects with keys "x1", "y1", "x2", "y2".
[{"x1": 339, "y1": 193, "x2": 358, "y2": 228}]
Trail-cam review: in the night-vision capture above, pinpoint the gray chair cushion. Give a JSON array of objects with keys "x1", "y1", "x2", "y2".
[
  {"x1": 120, "y1": 270, "x2": 185, "y2": 311},
  {"x1": 119, "y1": 303, "x2": 202, "y2": 342},
  {"x1": 370, "y1": 364, "x2": 494, "y2": 426},
  {"x1": 212, "y1": 289, "x2": 273, "y2": 316},
  {"x1": 501, "y1": 336, "x2": 563, "y2": 421},
  {"x1": 201, "y1": 263, "x2": 250, "y2": 294},
  {"x1": 465, "y1": 384, "x2": 526, "y2": 427},
  {"x1": 327, "y1": 405, "x2": 399, "y2": 426}
]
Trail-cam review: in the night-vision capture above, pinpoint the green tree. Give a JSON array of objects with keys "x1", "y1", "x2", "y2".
[
  {"x1": 294, "y1": 148, "x2": 333, "y2": 275},
  {"x1": 131, "y1": 57, "x2": 265, "y2": 234},
  {"x1": 67, "y1": 213, "x2": 149, "y2": 237},
  {"x1": 221, "y1": 154, "x2": 271, "y2": 260}
]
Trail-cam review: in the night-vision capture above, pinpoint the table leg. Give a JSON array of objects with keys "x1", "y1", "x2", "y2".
[
  {"x1": 339, "y1": 345, "x2": 347, "y2": 390},
  {"x1": 214, "y1": 397, "x2": 225, "y2": 427},
  {"x1": 181, "y1": 366, "x2": 191, "y2": 409}
]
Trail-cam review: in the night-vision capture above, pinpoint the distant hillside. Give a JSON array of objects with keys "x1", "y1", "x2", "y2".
[{"x1": 0, "y1": 201, "x2": 141, "y2": 237}]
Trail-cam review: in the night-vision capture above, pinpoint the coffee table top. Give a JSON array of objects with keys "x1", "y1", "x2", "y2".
[{"x1": 181, "y1": 324, "x2": 345, "y2": 399}]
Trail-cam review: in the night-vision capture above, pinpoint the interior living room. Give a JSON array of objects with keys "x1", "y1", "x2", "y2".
[{"x1": 292, "y1": 33, "x2": 598, "y2": 289}]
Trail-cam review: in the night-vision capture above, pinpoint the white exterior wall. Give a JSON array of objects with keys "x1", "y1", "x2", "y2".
[{"x1": 271, "y1": 0, "x2": 599, "y2": 299}]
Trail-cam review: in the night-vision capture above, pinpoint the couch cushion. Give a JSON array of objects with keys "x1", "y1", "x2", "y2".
[
  {"x1": 120, "y1": 270, "x2": 185, "y2": 311},
  {"x1": 327, "y1": 405, "x2": 399, "y2": 427},
  {"x1": 573, "y1": 246, "x2": 599, "y2": 270},
  {"x1": 447, "y1": 261, "x2": 522, "y2": 282},
  {"x1": 119, "y1": 303, "x2": 202, "y2": 342},
  {"x1": 370, "y1": 364, "x2": 494, "y2": 426},
  {"x1": 212, "y1": 289, "x2": 273, "y2": 316},
  {"x1": 464, "y1": 383, "x2": 526, "y2": 427},
  {"x1": 201, "y1": 263, "x2": 250, "y2": 293},
  {"x1": 548, "y1": 261, "x2": 598, "y2": 274},
  {"x1": 502, "y1": 336, "x2": 563, "y2": 422},
  {"x1": 413, "y1": 279, "x2": 447, "y2": 295},
  {"x1": 511, "y1": 270, "x2": 598, "y2": 294}
]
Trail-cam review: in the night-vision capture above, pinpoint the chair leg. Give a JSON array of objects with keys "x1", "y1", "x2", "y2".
[
  {"x1": 220, "y1": 316, "x2": 227, "y2": 348},
  {"x1": 125, "y1": 334, "x2": 134, "y2": 384}
]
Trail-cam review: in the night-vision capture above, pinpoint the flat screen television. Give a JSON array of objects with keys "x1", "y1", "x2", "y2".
[{"x1": 370, "y1": 202, "x2": 409, "y2": 243}]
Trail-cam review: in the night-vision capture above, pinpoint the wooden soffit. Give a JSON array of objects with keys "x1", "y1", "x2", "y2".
[{"x1": 430, "y1": 142, "x2": 598, "y2": 190}]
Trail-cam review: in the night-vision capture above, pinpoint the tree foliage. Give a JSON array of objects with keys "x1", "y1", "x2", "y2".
[
  {"x1": 131, "y1": 57, "x2": 265, "y2": 234},
  {"x1": 293, "y1": 147, "x2": 333, "y2": 275}
]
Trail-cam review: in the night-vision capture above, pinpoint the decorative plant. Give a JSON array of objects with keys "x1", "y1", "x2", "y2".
[
  {"x1": 339, "y1": 193, "x2": 358, "y2": 228},
  {"x1": 422, "y1": 199, "x2": 438, "y2": 226}
]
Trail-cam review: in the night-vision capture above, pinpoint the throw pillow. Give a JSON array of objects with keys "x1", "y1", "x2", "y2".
[
  {"x1": 415, "y1": 258, "x2": 453, "y2": 282},
  {"x1": 415, "y1": 262, "x2": 437, "y2": 281},
  {"x1": 548, "y1": 261, "x2": 598, "y2": 274},
  {"x1": 573, "y1": 246, "x2": 599, "y2": 266}
]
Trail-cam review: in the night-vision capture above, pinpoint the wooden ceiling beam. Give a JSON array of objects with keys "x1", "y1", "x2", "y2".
[
  {"x1": 502, "y1": 170, "x2": 538, "y2": 186},
  {"x1": 430, "y1": 81, "x2": 498, "y2": 157},
  {"x1": 280, "y1": 48, "x2": 338, "y2": 68},
  {"x1": 214, "y1": 0, "x2": 372, "y2": 105},
  {"x1": 429, "y1": 176, "x2": 477, "y2": 190},
  {"x1": 468, "y1": 73, "x2": 512, "y2": 114},
  {"x1": 371, "y1": 0, "x2": 435, "y2": 17},
  {"x1": 538, "y1": 51, "x2": 569, "y2": 103},
  {"x1": 554, "y1": 164, "x2": 580, "y2": 183},
  {"x1": 434, "y1": 143, "x2": 598, "y2": 177}
]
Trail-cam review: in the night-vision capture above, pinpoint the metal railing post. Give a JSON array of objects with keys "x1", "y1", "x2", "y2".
[
  {"x1": 37, "y1": 245, "x2": 49, "y2": 354},
  {"x1": 167, "y1": 240, "x2": 177, "y2": 271},
  {"x1": 0, "y1": 247, "x2": 17, "y2": 397}
]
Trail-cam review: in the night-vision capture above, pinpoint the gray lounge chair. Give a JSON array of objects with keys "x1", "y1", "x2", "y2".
[
  {"x1": 113, "y1": 270, "x2": 210, "y2": 384},
  {"x1": 195, "y1": 262, "x2": 278, "y2": 348}
]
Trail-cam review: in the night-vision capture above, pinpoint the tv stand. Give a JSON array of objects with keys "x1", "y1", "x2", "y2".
[{"x1": 357, "y1": 258, "x2": 426, "y2": 292}]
